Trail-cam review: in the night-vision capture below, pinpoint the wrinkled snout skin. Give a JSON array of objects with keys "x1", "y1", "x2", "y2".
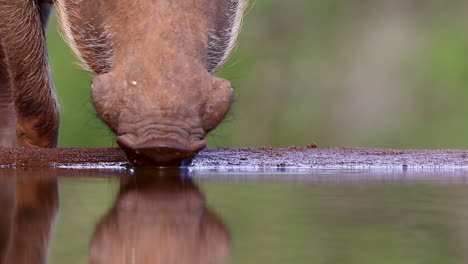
[
  {"x1": 93, "y1": 67, "x2": 232, "y2": 167},
  {"x1": 56, "y1": 0, "x2": 246, "y2": 166}
]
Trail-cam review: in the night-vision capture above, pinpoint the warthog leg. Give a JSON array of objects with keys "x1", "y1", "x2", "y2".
[{"x1": 0, "y1": 1, "x2": 59, "y2": 148}]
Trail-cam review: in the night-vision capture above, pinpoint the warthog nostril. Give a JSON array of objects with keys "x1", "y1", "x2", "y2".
[{"x1": 116, "y1": 136, "x2": 207, "y2": 167}]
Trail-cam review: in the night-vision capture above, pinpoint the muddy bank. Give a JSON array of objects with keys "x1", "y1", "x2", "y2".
[
  {"x1": 196, "y1": 147, "x2": 468, "y2": 169},
  {"x1": 0, "y1": 146, "x2": 467, "y2": 169}
]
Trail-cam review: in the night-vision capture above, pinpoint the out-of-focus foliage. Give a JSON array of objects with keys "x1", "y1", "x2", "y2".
[{"x1": 46, "y1": 0, "x2": 468, "y2": 149}]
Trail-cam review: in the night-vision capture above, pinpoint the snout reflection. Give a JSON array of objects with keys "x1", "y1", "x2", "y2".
[{"x1": 89, "y1": 169, "x2": 231, "y2": 264}]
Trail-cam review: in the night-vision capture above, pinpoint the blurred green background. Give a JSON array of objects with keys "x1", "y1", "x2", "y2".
[{"x1": 46, "y1": 1, "x2": 468, "y2": 149}]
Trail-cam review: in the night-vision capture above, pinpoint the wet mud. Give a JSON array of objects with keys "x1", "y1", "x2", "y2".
[{"x1": 0, "y1": 146, "x2": 467, "y2": 169}]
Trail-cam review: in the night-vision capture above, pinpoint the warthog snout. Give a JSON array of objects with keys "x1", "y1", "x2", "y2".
[
  {"x1": 116, "y1": 137, "x2": 207, "y2": 167},
  {"x1": 92, "y1": 71, "x2": 233, "y2": 166}
]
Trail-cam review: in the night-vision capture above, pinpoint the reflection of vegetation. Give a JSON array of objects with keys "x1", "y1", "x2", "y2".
[
  {"x1": 49, "y1": 178, "x2": 468, "y2": 264},
  {"x1": 47, "y1": 1, "x2": 468, "y2": 149},
  {"x1": 49, "y1": 179, "x2": 117, "y2": 264},
  {"x1": 203, "y1": 183, "x2": 467, "y2": 264}
]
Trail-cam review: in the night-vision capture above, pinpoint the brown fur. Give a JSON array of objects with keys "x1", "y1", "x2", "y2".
[{"x1": 0, "y1": 1, "x2": 59, "y2": 148}]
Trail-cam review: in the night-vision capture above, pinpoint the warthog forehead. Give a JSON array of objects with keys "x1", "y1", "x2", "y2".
[{"x1": 54, "y1": 0, "x2": 248, "y2": 74}]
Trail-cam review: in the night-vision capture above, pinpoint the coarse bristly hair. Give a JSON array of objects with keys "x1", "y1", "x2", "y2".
[
  {"x1": 56, "y1": 0, "x2": 247, "y2": 74},
  {"x1": 55, "y1": 0, "x2": 114, "y2": 74},
  {"x1": 54, "y1": 0, "x2": 90, "y2": 71},
  {"x1": 207, "y1": 0, "x2": 248, "y2": 73}
]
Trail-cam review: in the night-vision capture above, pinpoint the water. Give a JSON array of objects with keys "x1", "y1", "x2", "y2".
[{"x1": 2, "y1": 168, "x2": 468, "y2": 264}]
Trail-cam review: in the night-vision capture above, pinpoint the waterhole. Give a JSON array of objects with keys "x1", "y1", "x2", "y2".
[{"x1": 1, "y1": 168, "x2": 468, "y2": 264}]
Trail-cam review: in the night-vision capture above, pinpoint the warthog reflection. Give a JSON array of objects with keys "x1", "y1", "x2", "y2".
[
  {"x1": 0, "y1": 170, "x2": 230, "y2": 264},
  {"x1": 90, "y1": 170, "x2": 231, "y2": 264},
  {"x1": 0, "y1": 174, "x2": 58, "y2": 264}
]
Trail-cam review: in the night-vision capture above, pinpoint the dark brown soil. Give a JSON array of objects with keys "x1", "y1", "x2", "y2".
[
  {"x1": 0, "y1": 147, "x2": 126, "y2": 168},
  {"x1": 0, "y1": 146, "x2": 467, "y2": 169}
]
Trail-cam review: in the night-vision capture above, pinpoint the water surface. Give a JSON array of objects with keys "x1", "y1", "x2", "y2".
[{"x1": 2, "y1": 168, "x2": 468, "y2": 264}]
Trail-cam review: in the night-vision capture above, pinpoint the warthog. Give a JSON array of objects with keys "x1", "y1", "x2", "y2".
[{"x1": 0, "y1": 0, "x2": 247, "y2": 166}]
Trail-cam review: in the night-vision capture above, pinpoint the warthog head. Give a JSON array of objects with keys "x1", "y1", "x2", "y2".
[{"x1": 55, "y1": 0, "x2": 247, "y2": 166}]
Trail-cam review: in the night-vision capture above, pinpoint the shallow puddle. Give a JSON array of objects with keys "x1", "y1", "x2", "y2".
[{"x1": 1, "y1": 168, "x2": 468, "y2": 264}]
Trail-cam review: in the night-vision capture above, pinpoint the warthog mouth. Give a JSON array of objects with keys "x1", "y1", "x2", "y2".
[{"x1": 116, "y1": 136, "x2": 207, "y2": 167}]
